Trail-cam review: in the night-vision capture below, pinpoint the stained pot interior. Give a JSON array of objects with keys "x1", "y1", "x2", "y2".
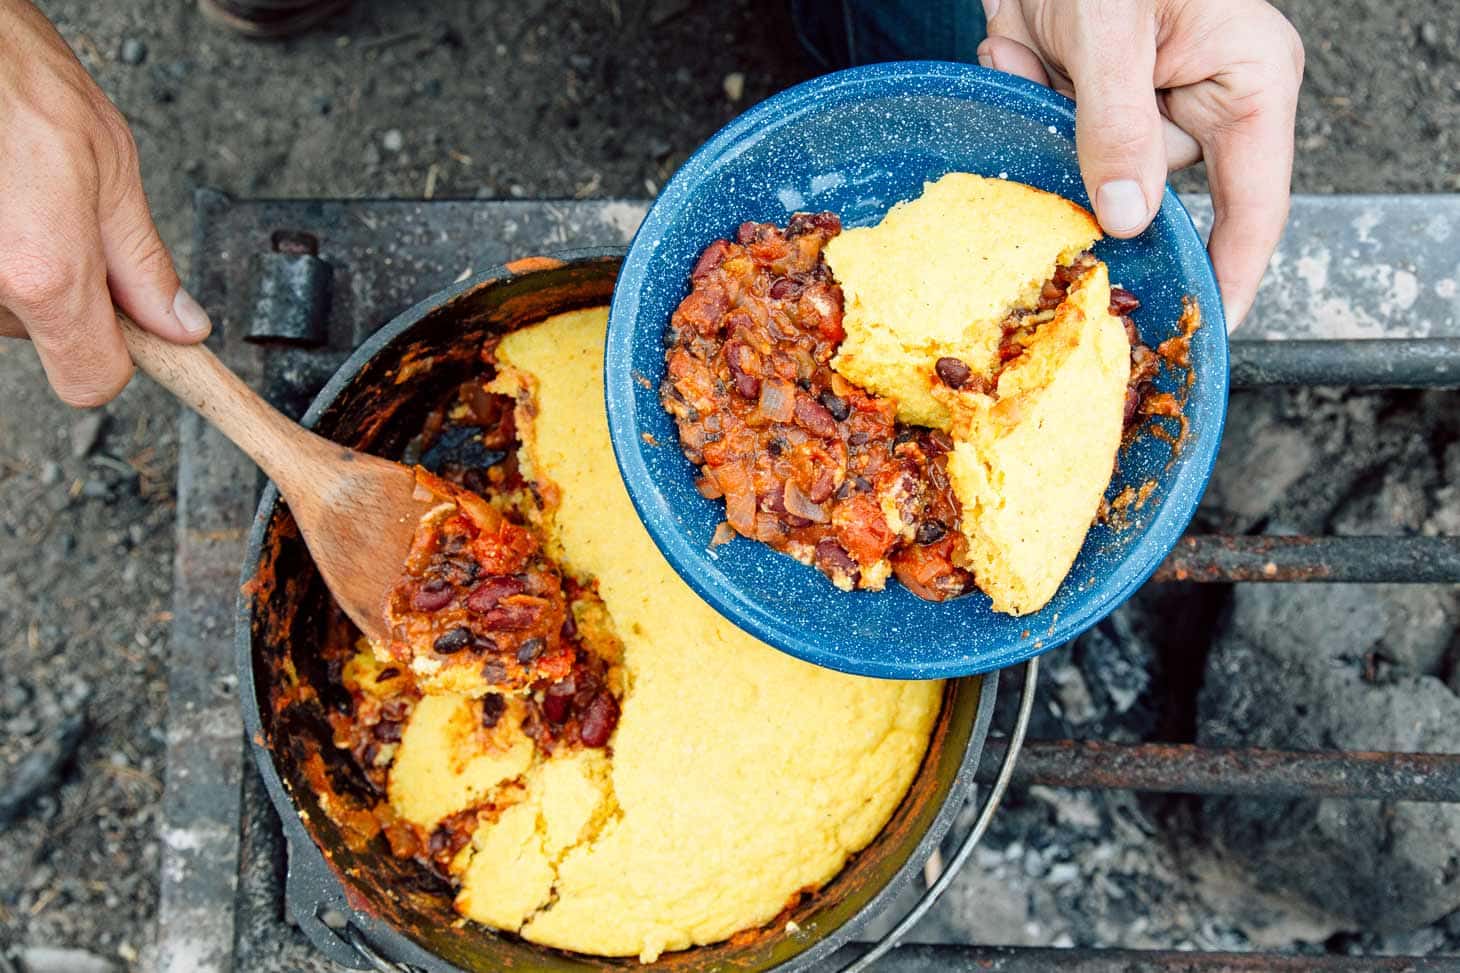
[{"x1": 240, "y1": 255, "x2": 989, "y2": 972}]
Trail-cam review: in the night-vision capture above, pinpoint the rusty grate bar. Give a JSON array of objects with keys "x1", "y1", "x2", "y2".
[
  {"x1": 872, "y1": 943, "x2": 1455, "y2": 971},
  {"x1": 1230, "y1": 337, "x2": 1460, "y2": 389},
  {"x1": 975, "y1": 740, "x2": 1460, "y2": 802},
  {"x1": 1152, "y1": 535, "x2": 1460, "y2": 584}
]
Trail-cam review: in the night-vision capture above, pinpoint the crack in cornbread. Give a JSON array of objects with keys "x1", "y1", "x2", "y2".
[{"x1": 380, "y1": 308, "x2": 940, "y2": 963}]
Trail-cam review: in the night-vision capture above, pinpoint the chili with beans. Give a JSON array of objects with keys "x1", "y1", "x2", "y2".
[{"x1": 662, "y1": 216, "x2": 1159, "y2": 602}]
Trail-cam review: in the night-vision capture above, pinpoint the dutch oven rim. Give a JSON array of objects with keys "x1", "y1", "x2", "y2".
[{"x1": 235, "y1": 248, "x2": 1000, "y2": 973}]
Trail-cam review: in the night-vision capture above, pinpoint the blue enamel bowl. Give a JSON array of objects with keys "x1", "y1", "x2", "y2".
[{"x1": 605, "y1": 61, "x2": 1228, "y2": 680}]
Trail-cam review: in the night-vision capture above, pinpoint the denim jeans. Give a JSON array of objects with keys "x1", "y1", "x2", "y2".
[{"x1": 789, "y1": 0, "x2": 988, "y2": 71}]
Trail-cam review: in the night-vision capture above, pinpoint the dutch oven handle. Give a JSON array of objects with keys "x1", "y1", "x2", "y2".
[{"x1": 330, "y1": 659, "x2": 1037, "y2": 973}]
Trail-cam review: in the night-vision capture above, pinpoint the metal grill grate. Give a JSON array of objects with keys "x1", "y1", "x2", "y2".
[{"x1": 944, "y1": 335, "x2": 1460, "y2": 970}]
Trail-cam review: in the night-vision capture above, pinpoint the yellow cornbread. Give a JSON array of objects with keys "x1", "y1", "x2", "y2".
[
  {"x1": 826, "y1": 172, "x2": 1100, "y2": 428},
  {"x1": 937, "y1": 263, "x2": 1130, "y2": 615},
  {"x1": 385, "y1": 307, "x2": 942, "y2": 963}
]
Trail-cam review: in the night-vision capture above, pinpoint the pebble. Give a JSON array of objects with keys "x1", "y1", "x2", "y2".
[
  {"x1": 7, "y1": 713, "x2": 39, "y2": 736},
  {"x1": 418, "y1": 77, "x2": 442, "y2": 99},
  {"x1": 18, "y1": 947, "x2": 116, "y2": 973},
  {"x1": 381, "y1": 129, "x2": 405, "y2": 153},
  {"x1": 311, "y1": 94, "x2": 333, "y2": 115},
  {"x1": 119, "y1": 38, "x2": 148, "y2": 66},
  {"x1": 568, "y1": 53, "x2": 592, "y2": 71},
  {"x1": 1420, "y1": 22, "x2": 1439, "y2": 48},
  {"x1": 40, "y1": 461, "x2": 62, "y2": 485},
  {"x1": 722, "y1": 71, "x2": 745, "y2": 102},
  {"x1": 82, "y1": 478, "x2": 112, "y2": 500},
  {"x1": 2, "y1": 682, "x2": 33, "y2": 711},
  {"x1": 70, "y1": 413, "x2": 106, "y2": 459}
]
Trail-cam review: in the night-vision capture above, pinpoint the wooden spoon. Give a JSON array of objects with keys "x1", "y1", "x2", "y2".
[{"x1": 114, "y1": 314, "x2": 430, "y2": 644}]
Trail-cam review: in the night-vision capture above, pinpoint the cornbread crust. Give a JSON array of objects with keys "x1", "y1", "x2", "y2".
[
  {"x1": 826, "y1": 172, "x2": 1100, "y2": 428},
  {"x1": 389, "y1": 308, "x2": 941, "y2": 962},
  {"x1": 937, "y1": 263, "x2": 1131, "y2": 615}
]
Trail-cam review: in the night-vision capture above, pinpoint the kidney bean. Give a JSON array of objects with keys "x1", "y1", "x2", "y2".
[
  {"x1": 915, "y1": 520, "x2": 948, "y2": 545},
  {"x1": 411, "y1": 578, "x2": 454, "y2": 612},
  {"x1": 481, "y1": 660, "x2": 508, "y2": 683},
  {"x1": 814, "y1": 538, "x2": 861, "y2": 581},
  {"x1": 481, "y1": 597, "x2": 545, "y2": 631},
  {"x1": 542, "y1": 689, "x2": 571, "y2": 725},
  {"x1": 560, "y1": 609, "x2": 578, "y2": 640},
  {"x1": 516, "y1": 636, "x2": 545, "y2": 663},
  {"x1": 934, "y1": 357, "x2": 973, "y2": 389},
  {"x1": 374, "y1": 720, "x2": 402, "y2": 743},
  {"x1": 692, "y1": 238, "x2": 732, "y2": 279},
  {"x1": 793, "y1": 396, "x2": 838, "y2": 438},
  {"x1": 381, "y1": 697, "x2": 410, "y2": 722},
  {"x1": 847, "y1": 430, "x2": 869, "y2": 447},
  {"x1": 1037, "y1": 278, "x2": 1067, "y2": 310},
  {"x1": 433, "y1": 627, "x2": 473, "y2": 654},
  {"x1": 480, "y1": 693, "x2": 506, "y2": 729},
  {"x1": 1109, "y1": 286, "x2": 1141, "y2": 315},
  {"x1": 578, "y1": 692, "x2": 620, "y2": 747},
  {"x1": 769, "y1": 276, "x2": 801, "y2": 300},
  {"x1": 787, "y1": 211, "x2": 841, "y2": 237},
  {"x1": 465, "y1": 576, "x2": 527, "y2": 614},
  {"x1": 726, "y1": 342, "x2": 762, "y2": 399},
  {"x1": 805, "y1": 468, "x2": 838, "y2": 505}
]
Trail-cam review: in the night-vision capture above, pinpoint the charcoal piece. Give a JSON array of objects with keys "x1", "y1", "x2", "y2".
[{"x1": 418, "y1": 425, "x2": 508, "y2": 475}]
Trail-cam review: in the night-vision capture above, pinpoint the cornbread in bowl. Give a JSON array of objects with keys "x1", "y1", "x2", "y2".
[{"x1": 606, "y1": 61, "x2": 1228, "y2": 679}]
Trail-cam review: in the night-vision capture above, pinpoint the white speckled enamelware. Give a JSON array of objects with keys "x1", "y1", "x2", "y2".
[{"x1": 606, "y1": 61, "x2": 1228, "y2": 679}]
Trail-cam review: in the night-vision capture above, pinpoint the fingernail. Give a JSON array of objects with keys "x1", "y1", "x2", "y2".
[
  {"x1": 1095, "y1": 180, "x2": 1149, "y2": 236},
  {"x1": 173, "y1": 288, "x2": 212, "y2": 336},
  {"x1": 982, "y1": 0, "x2": 1000, "y2": 20}
]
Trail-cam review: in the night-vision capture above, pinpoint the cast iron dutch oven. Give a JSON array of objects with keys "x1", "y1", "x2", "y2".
[{"x1": 237, "y1": 251, "x2": 998, "y2": 972}]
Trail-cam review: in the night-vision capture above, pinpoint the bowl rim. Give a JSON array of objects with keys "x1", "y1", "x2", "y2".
[
  {"x1": 605, "y1": 59, "x2": 1229, "y2": 680},
  {"x1": 234, "y1": 251, "x2": 1003, "y2": 973}
]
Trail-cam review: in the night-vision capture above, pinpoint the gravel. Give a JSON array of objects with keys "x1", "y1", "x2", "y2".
[{"x1": 0, "y1": 0, "x2": 1456, "y2": 967}]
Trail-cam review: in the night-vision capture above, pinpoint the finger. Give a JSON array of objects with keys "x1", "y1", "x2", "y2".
[
  {"x1": 0, "y1": 232, "x2": 132, "y2": 408},
  {"x1": 1054, "y1": 0, "x2": 1167, "y2": 239},
  {"x1": 977, "y1": 36, "x2": 1051, "y2": 87},
  {"x1": 96, "y1": 121, "x2": 211, "y2": 343},
  {"x1": 1176, "y1": 99, "x2": 1294, "y2": 330},
  {"x1": 1161, "y1": 114, "x2": 1203, "y2": 171}
]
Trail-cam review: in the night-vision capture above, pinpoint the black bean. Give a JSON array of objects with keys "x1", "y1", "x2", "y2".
[
  {"x1": 916, "y1": 520, "x2": 948, "y2": 545},
  {"x1": 374, "y1": 720, "x2": 402, "y2": 743},
  {"x1": 481, "y1": 693, "x2": 506, "y2": 729},
  {"x1": 433, "y1": 627, "x2": 472, "y2": 654},
  {"x1": 818, "y1": 390, "x2": 850, "y2": 422},
  {"x1": 935, "y1": 357, "x2": 972, "y2": 389},
  {"x1": 517, "y1": 636, "x2": 545, "y2": 663}
]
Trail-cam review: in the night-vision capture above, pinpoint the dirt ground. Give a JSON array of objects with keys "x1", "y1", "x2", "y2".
[{"x1": 0, "y1": 0, "x2": 1457, "y2": 967}]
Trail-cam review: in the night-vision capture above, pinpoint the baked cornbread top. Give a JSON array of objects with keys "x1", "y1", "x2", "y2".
[
  {"x1": 388, "y1": 308, "x2": 942, "y2": 963},
  {"x1": 826, "y1": 172, "x2": 1100, "y2": 428},
  {"x1": 938, "y1": 263, "x2": 1130, "y2": 615}
]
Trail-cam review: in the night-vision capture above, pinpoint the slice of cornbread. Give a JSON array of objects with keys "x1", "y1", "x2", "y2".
[
  {"x1": 825, "y1": 172, "x2": 1100, "y2": 428},
  {"x1": 423, "y1": 307, "x2": 942, "y2": 962},
  {"x1": 937, "y1": 262, "x2": 1130, "y2": 615}
]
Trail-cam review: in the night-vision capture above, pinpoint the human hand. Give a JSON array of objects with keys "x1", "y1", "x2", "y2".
[
  {"x1": 977, "y1": 0, "x2": 1305, "y2": 329},
  {"x1": 0, "y1": 0, "x2": 211, "y2": 407}
]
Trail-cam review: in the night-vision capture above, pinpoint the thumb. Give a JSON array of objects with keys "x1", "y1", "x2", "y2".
[
  {"x1": 99, "y1": 177, "x2": 212, "y2": 344},
  {"x1": 1059, "y1": 2, "x2": 1167, "y2": 238}
]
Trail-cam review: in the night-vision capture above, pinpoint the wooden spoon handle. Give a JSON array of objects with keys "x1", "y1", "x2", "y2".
[{"x1": 117, "y1": 313, "x2": 330, "y2": 487}]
